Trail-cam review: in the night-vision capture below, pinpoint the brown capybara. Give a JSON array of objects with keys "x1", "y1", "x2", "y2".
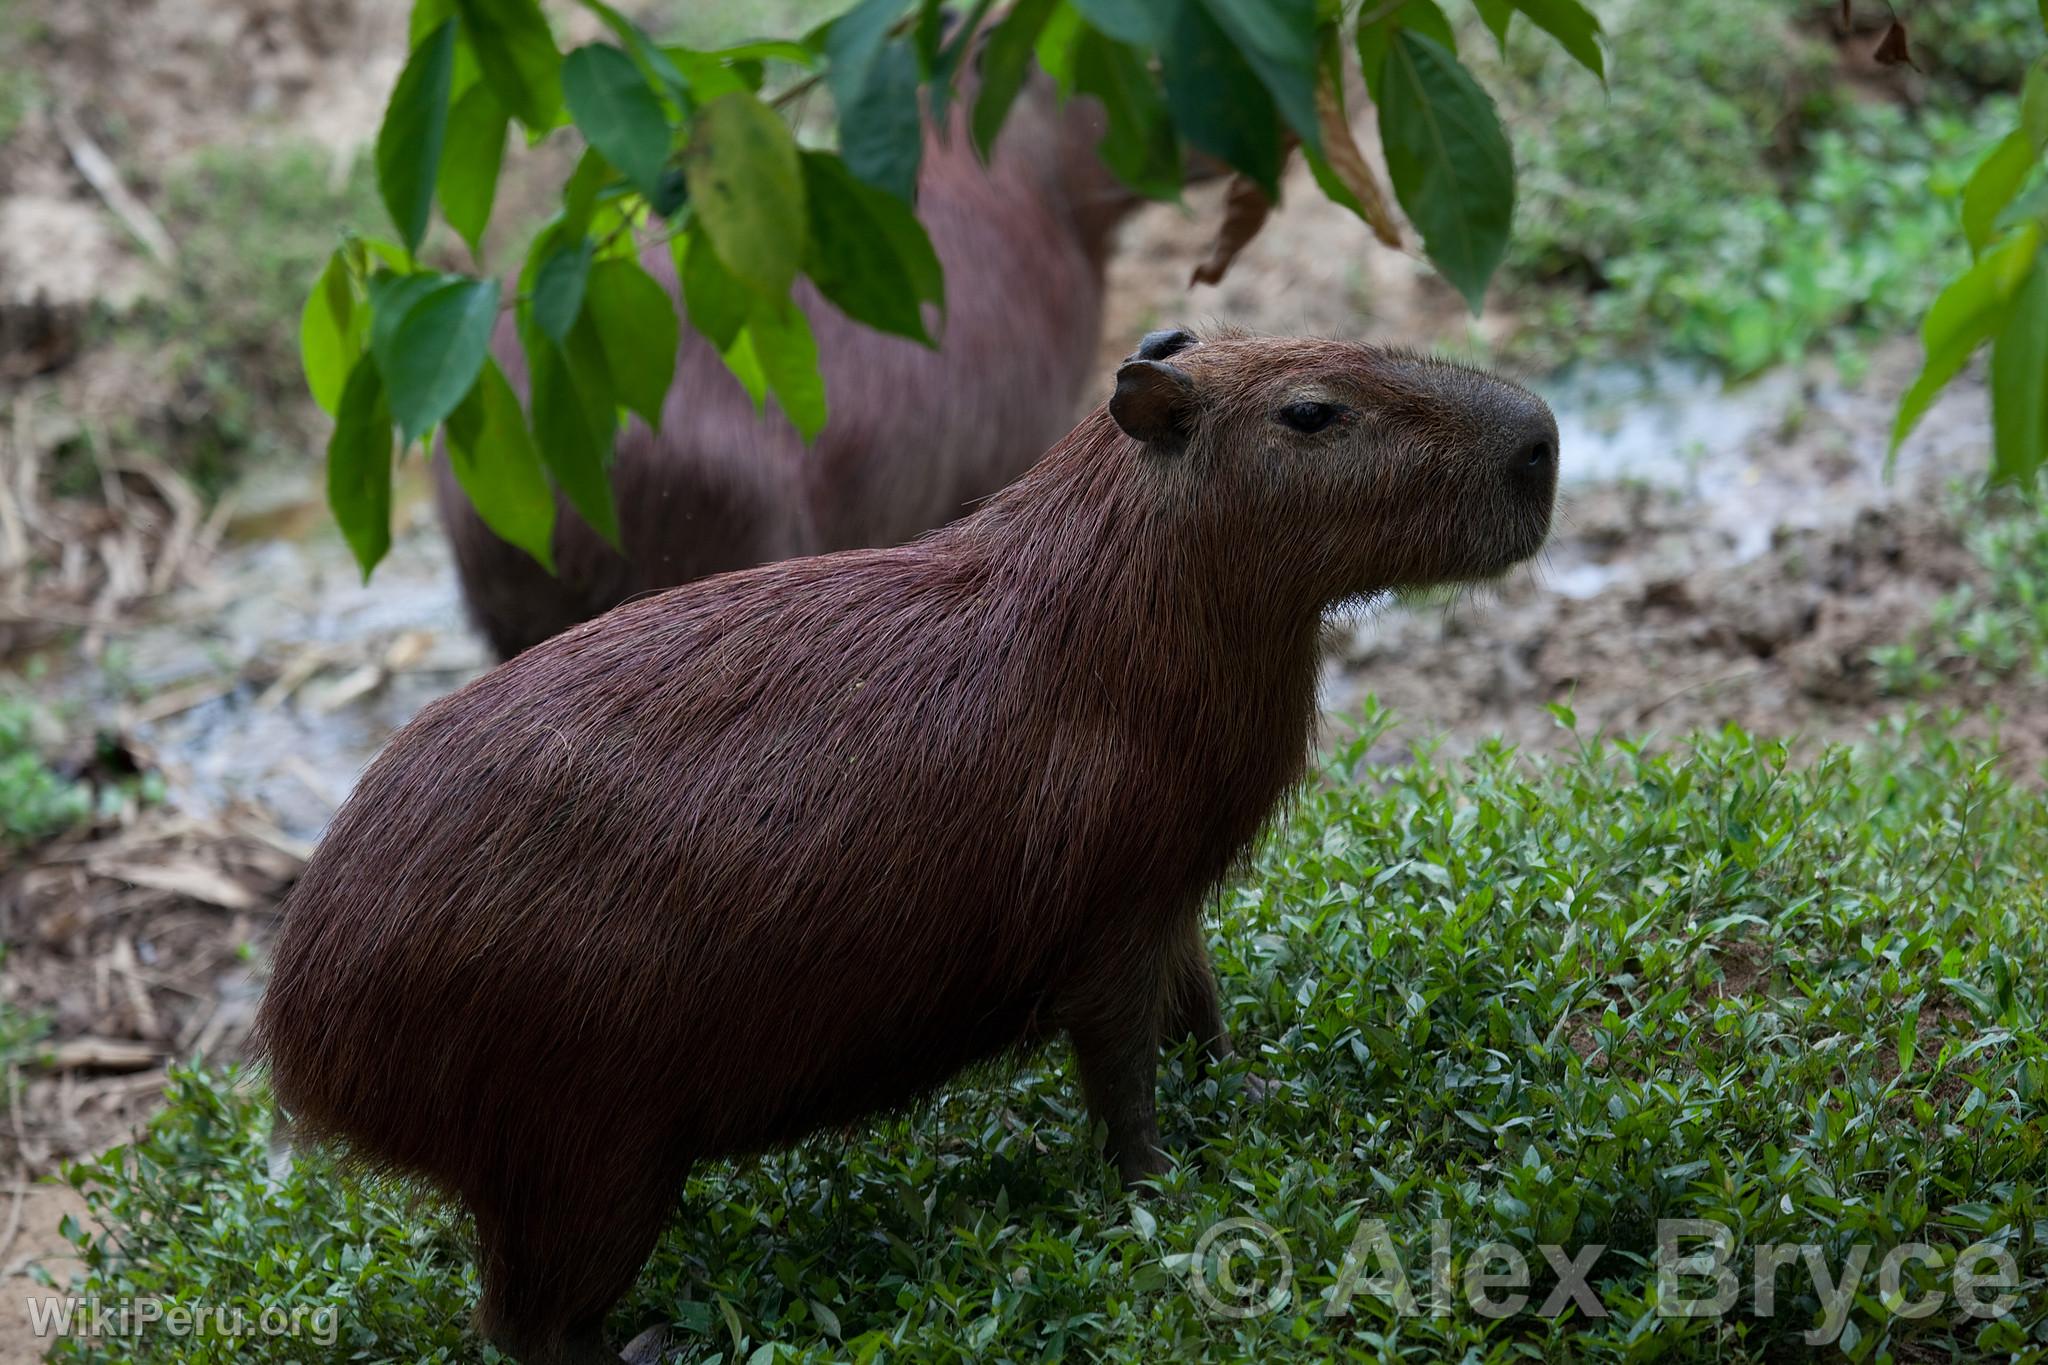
[
  {"x1": 439, "y1": 70, "x2": 1167, "y2": 662},
  {"x1": 258, "y1": 328, "x2": 1558, "y2": 1365}
]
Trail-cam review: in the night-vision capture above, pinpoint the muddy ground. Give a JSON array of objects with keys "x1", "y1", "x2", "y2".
[{"x1": 0, "y1": 0, "x2": 2040, "y2": 1356}]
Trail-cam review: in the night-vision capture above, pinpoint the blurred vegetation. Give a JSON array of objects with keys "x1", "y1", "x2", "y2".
[
  {"x1": 114, "y1": 146, "x2": 381, "y2": 495},
  {"x1": 49, "y1": 714, "x2": 2048, "y2": 1362},
  {"x1": 0, "y1": 693, "x2": 95, "y2": 847},
  {"x1": 1875, "y1": 489, "x2": 2048, "y2": 691},
  {"x1": 0, "y1": 0, "x2": 43, "y2": 145},
  {"x1": 0, "y1": 690, "x2": 165, "y2": 848},
  {"x1": 1485, "y1": 0, "x2": 2017, "y2": 376},
  {"x1": 3, "y1": 0, "x2": 2030, "y2": 494}
]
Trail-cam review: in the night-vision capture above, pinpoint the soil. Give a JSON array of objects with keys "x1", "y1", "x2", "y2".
[{"x1": 0, "y1": 3, "x2": 2039, "y2": 1357}]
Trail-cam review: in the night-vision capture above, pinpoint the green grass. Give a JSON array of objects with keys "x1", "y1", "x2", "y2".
[
  {"x1": 43, "y1": 711, "x2": 2048, "y2": 1362},
  {"x1": 0, "y1": 690, "x2": 165, "y2": 849},
  {"x1": 0, "y1": 693, "x2": 95, "y2": 848},
  {"x1": 1482, "y1": 0, "x2": 2023, "y2": 377}
]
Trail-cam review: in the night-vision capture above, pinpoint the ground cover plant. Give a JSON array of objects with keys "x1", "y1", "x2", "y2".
[
  {"x1": 1875, "y1": 489, "x2": 2048, "y2": 693},
  {"x1": 1484, "y1": 0, "x2": 2015, "y2": 378},
  {"x1": 43, "y1": 709, "x2": 2048, "y2": 1362}
]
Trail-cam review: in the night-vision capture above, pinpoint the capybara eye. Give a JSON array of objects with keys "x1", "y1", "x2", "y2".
[{"x1": 1277, "y1": 401, "x2": 1343, "y2": 434}]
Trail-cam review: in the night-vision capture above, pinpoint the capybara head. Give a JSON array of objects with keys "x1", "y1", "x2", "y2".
[{"x1": 1107, "y1": 328, "x2": 1557, "y2": 606}]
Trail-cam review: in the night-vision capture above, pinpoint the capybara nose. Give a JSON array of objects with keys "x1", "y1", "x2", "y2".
[{"x1": 1505, "y1": 404, "x2": 1559, "y2": 498}]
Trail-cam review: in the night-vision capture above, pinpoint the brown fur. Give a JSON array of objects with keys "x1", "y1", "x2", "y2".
[
  {"x1": 257, "y1": 331, "x2": 1557, "y2": 1364},
  {"x1": 438, "y1": 80, "x2": 1153, "y2": 661}
]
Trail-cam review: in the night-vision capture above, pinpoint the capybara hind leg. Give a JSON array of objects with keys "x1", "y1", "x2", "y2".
[
  {"x1": 1163, "y1": 927, "x2": 1232, "y2": 1066},
  {"x1": 471, "y1": 1163, "x2": 681, "y2": 1365}
]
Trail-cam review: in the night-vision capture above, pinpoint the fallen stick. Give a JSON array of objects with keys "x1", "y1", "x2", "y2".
[{"x1": 54, "y1": 107, "x2": 177, "y2": 267}]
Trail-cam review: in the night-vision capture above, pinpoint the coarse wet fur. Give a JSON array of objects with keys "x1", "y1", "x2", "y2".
[
  {"x1": 437, "y1": 74, "x2": 1158, "y2": 662},
  {"x1": 257, "y1": 330, "x2": 1558, "y2": 1364}
]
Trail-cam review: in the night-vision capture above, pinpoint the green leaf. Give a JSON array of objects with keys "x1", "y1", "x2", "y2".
[
  {"x1": 1199, "y1": 0, "x2": 1322, "y2": 152},
  {"x1": 683, "y1": 91, "x2": 805, "y2": 298},
  {"x1": 1034, "y1": 2, "x2": 1087, "y2": 90},
  {"x1": 370, "y1": 275, "x2": 502, "y2": 447},
  {"x1": 2025, "y1": 56, "x2": 2048, "y2": 150},
  {"x1": 409, "y1": 0, "x2": 454, "y2": 50},
  {"x1": 376, "y1": 19, "x2": 456, "y2": 253},
  {"x1": 826, "y1": 1, "x2": 923, "y2": 201},
  {"x1": 366, "y1": 269, "x2": 445, "y2": 356},
  {"x1": 525, "y1": 314, "x2": 621, "y2": 547},
  {"x1": 560, "y1": 148, "x2": 614, "y2": 237},
  {"x1": 1377, "y1": 30, "x2": 1515, "y2": 312},
  {"x1": 1356, "y1": 0, "x2": 1456, "y2": 101},
  {"x1": 327, "y1": 357, "x2": 394, "y2": 580},
  {"x1": 445, "y1": 357, "x2": 556, "y2": 571},
  {"x1": 532, "y1": 236, "x2": 594, "y2": 343},
  {"x1": 801, "y1": 151, "x2": 943, "y2": 343},
  {"x1": 663, "y1": 46, "x2": 754, "y2": 102},
  {"x1": 583, "y1": 257, "x2": 679, "y2": 428},
  {"x1": 1962, "y1": 132, "x2": 2038, "y2": 257},
  {"x1": 676, "y1": 230, "x2": 751, "y2": 351},
  {"x1": 1892, "y1": 223, "x2": 2042, "y2": 458},
  {"x1": 923, "y1": 0, "x2": 996, "y2": 128},
  {"x1": 708, "y1": 38, "x2": 816, "y2": 67},
  {"x1": 1470, "y1": 0, "x2": 1512, "y2": 52},
  {"x1": 562, "y1": 43, "x2": 674, "y2": 198},
  {"x1": 576, "y1": 0, "x2": 689, "y2": 99},
  {"x1": 1157, "y1": 0, "x2": 1283, "y2": 195},
  {"x1": 1989, "y1": 256, "x2": 2048, "y2": 487},
  {"x1": 746, "y1": 298, "x2": 828, "y2": 440},
  {"x1": 720, "y1": 327, "x2": 771, "y2": 408},
  {"x1": 452, "y1": 0, "x2": 562, "y2": 131},
  {"x1": 1072, "y1": 0, "x2": 1156, "y2": 45},
  {"x1": 972, "y1": 0, "x2": 1059, "y2": 159},
  {"x1": 300, "y1": 249, "x2": 359, "y2": 415},
  {"x1": 1509, "y1": 0, "x2": 1603, "y2": 81},
  {"x1": 1071, "y1": 30, "x2": 1180, "y2": 200},
  {"x1": 438, "y1": 82, "x2": 508, "y2": 259}
]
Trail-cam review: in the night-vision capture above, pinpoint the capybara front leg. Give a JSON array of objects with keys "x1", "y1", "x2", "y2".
[
  {"x1": 1064, "y1": 967, "x2": 1170, "y2": 1185},
  {"x1": 470, "y1": 1151, "x2": 684, "y2": 1365}
]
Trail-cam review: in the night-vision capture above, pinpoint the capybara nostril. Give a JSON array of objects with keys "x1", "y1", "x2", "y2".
[{"x1": 1502, "y1": 404, "x2": 1560, "y2": 504}]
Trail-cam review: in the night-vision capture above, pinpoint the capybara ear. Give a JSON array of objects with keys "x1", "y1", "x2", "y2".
[
  {"x1": 1134, "y1": 327, "x2": 1199, "y2": 362},
  {"x1": 1111, "y1": 359, "x2": 1197, "y2": 450}
]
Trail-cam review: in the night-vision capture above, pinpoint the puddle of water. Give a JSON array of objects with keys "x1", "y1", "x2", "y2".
[
  {"x1": 71, "y1": 467, "x2": 487, "y2": 842},
  {"x1": 1526, "y1": 349, "x2": 1986, "y2": 596}
]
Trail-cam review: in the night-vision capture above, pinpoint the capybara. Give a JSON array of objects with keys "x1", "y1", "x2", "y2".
[
  {"x1": 259, "y1": 329, "x2": 1558, "y2": 1365},
  {"x1": 439, "y1": 70, "x2": 1166, "y2": 661}
]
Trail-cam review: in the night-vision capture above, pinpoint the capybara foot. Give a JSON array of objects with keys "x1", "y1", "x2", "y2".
[
  {"x1": 1240, "y1": 1071, "x2": 1280, "y2": 1103},
  {"x1": 619, "y1": 1325, "x2": 679, "y2": 1364},
  {"x1": 1117, "y1": 1144, "x2": 1173, "y2": 1190}
]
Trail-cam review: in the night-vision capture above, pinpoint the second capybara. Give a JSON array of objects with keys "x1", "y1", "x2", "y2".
[
  {"x1": 258, "y1": 329, "x2": 1558, "y2": 1364},
  {"x1": 439, "y1": 69, "x2": 1166, "y2": 661}
]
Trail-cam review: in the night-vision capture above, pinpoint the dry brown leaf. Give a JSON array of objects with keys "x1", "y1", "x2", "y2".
[
  {"x1": 87, "y1": 857, "x2": 257, "y2": 911},
  {"x1": 37, "y1": 1038, "x2": 161, "y2": 1074},
  {"x1": 1315, "y1": 75, "x2": 1402, "y2": 248},
  {"x1": 1190, "y1": 175, "x2": 1275, "y2": 288},
  {"x1": 1872, "y1": 20, "x2": 1917, "y2": 68}
]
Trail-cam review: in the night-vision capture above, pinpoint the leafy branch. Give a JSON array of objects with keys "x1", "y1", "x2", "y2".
[{"x1": 304, "y1": 0, "x2": 1611, "y2": 579}]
